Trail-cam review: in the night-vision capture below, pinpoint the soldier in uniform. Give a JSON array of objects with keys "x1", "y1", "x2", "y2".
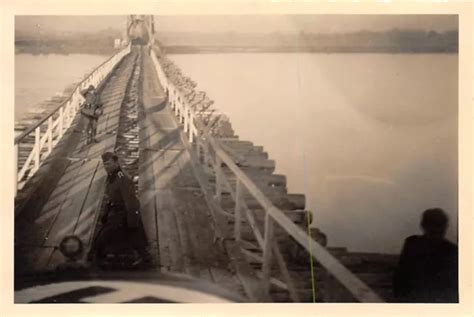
[
  {"x1": 80, "y1": 85, "x2": 103, "y2": 144},
  {"x1": 393, "y1": 208, "x2": 458, "y2": 302},
  {"x1": 90, "y1": 152, "x2": 150, "y2": 267}
]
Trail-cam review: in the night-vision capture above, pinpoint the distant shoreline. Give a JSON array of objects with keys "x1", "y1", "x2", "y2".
[
  {"x1": 15, "y1": 46, "x2": 118, "y2": 56},
  {"x1": 163, "y1": 45, "x2": 458, "y2": 54},
  {"x1": 15, "y1": 45, "x2": 457, "y2": 55},
  {"x1": 15, "y1": 39, "x2": 120, "y2": 56},
  {"x1": 15, "y1": 28, "x2": 458, "y2": 55}
]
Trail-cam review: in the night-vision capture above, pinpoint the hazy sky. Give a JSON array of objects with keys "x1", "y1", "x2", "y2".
[
  {"x1": 16, "y1": 15, "x2": 457, "y2": 35},
  {"x1": 155, "y1": 15, "x2": 458, "y2": 34},
  {"x1": 15, "y1": 16, "x2": 126, "y2": 34}
]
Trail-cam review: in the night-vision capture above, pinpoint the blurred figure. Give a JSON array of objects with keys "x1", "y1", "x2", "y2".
[
  {"x1": 393, "y1": 208, "x2": 458, "y2": 302},
  {"x1": 80, "y1": 84, "x2": 103, "y2": 144}
]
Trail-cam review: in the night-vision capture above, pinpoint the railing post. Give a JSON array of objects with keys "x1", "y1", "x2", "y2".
[
  {"x1": 65, "y1": 102, "x2": 71, "y2": 127},
  {"x1": 47, "y1": 116, "x2": 53, "y2": 154},
  {"x1": 189, "y1": 127, "x2": 194, "y2": 143},
  {"x1": 184, "y1": 107, "x2": 189, "y2": 133},
  {"x1": 65, "y1": 103, "x2": 70, "y2": 127},
  {"x1": 204, "y1": 140, "x2": 210, "y2": 169},
  {"x1": 234, "y1": 180, "x2": 243, "y2": 241},
  {"x1": 34, "y1": 126, "x2": 41, "y2": 172},
  {"x1": 68, "y1": 100, "x2": 75, "y2": 126},
  {"x1": 14, "y1": 143, "x2": 18, "y2": 196},
  {"x1": 73, "y1": 93, "x2": 79, "y2": 112},
  {"x1": 261, "y1": 212, "x2": 274, "y2": 296},
  {"x1": 196, "y1": 136, "x2": 202, "y2": 162},
  {"x1": 188, "y1": 115, "x2": 194, "y2": 143},
  {"x1": 59, "y1": 107, "x2": 64, "y2": 137},
  {"x1": 174, "y1": 94, "x2": 178, "y2": 115},
  {"x1": 215, "y1": 155, "x2": 223, "y2": 203},
  {"x1": 182, "y1": 106, "x2": 186, "y2": 125}
]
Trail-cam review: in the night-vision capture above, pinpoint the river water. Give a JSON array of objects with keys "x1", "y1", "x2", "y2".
[
  {"x1": 15, "y1": 53, "x2": 108, "y2": 121},
  {"x1": 15, "y1": 52, "x2": 458, "y2": 254},
  {"x1": 170, "y1": 53, "x2": 458, "y2": 254}
]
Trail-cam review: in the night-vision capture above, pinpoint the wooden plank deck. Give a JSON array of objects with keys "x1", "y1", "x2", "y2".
[
  {"x1": 19, "y1": 50, "x2": 139, "y2": 272},
  {"x1": 139, "y1": 51, "x2": 244, "y2": 294}
]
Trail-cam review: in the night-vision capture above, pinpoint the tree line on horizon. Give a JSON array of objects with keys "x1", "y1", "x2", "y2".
[{"x1": 15, "y1": 28, "x2": 458, "y2": 54}]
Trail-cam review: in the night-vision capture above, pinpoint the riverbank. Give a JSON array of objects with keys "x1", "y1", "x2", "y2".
[
  {"x1": 17, "y1": 43, "x2": 457, "y2": 56},
  {"x1": 163, "y1": 45, "x2": 458, "y2": 54},
  {"x1": 157, "y1": 29, "x2": 458, "y2": 54}
]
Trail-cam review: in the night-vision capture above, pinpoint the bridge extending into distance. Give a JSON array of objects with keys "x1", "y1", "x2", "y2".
[{"x1": 13, "y1": 16, "x2": 398, "y2": 303}]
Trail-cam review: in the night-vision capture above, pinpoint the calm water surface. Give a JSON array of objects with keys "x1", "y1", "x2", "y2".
[
  {"x1": 15, "y1": 54, "x2": 108, "y2": 121},
  {"x1": 170, "y1": 53, "x2": 458, "y2": 253}
]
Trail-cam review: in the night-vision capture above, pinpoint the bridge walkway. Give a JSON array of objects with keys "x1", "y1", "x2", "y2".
[
  {"x1": 15, "y1": 47, "x2": 246, "y2": 299},
  {"x1": 137, "y1": 48, "x2": 244, "y2": 292},
  {"x1": 15, "y1": 49, "x2": 138, "y2": 273}
]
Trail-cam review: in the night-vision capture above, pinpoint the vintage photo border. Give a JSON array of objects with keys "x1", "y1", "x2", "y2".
[{"x1": 1, "y1": 0, "x2": 472, "y2": 316}]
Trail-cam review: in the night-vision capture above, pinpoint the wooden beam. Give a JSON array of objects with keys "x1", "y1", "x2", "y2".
[
  {"x1": 171, "y1": 106, "x2": 269, "y2": 302},
  {"x1": 261, "y1": 213, "x2": 274, "y2": 296},
  {"x1": 273, "y1": 241, "x2": 300, "y2": 302},
  {"x1": 226, "y1": 241, "x2": 272, "y2": 302},
  {"x1": 255, "y1": 271, "x2": 288, "y2": 291},
  {"x1": 234, "y1": 180, "x2": 243, "y2": 241},
  {"x1": 241, "y1": 247, "x2": 262, "y2": 263}
]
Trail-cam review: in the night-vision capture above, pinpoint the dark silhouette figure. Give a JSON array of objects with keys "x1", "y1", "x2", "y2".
[
  {"x1": 393, "y1": 208, "x2": 458, "y2": 302},
  {"x1": 88, "y1": 152, "x2": 150, "y2": 268}
]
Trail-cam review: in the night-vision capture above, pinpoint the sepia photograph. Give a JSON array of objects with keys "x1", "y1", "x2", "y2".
[{"x1": 2, "y1": 1, "x2": 470, "y2": 312}]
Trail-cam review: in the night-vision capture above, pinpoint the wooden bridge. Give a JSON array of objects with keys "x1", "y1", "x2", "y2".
[{"x1": 14, "y1": 41, "x2": 398, "y2": 303}]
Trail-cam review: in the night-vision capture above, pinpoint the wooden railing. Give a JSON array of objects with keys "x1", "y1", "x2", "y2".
[
  {"x1": 150, "y1": 49, "x2": 383, "y2": 302},
  {"x1": 14, "y1": 44, "x2": 131, "y2": 195}
]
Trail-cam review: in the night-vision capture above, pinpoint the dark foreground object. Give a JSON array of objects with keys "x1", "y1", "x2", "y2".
[
  {"x1": 393, "y1": 208, "x2": 458, "y2": 303},
  {"x1": 15, "y1": 270, "x2": 242, "y2": 303}
]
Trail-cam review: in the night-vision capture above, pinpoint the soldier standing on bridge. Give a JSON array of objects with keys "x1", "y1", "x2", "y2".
[
  {"x1": 80, "y1": 84, "x2": 103, "y2": 144},
  {"x1": 89, "y1": 152, "x2": 150, "y2": 268},
  {"x1": 393, "y1": 208, "x2": 458, "y2": 302}
]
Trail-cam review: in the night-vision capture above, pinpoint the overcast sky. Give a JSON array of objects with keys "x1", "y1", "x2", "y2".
[
  {"x1": 155, "y1": 15, "x2": 458, "y2": 34},
  {"x1": 16, "y1": 15, "x2": 457, "y2": 35}
]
